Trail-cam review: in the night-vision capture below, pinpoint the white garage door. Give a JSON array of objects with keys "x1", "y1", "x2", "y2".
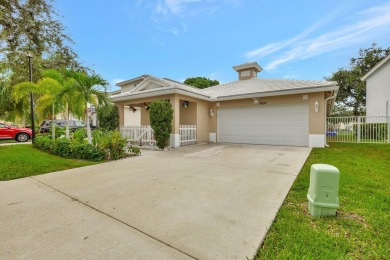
[{"x1": 218, "y1": 103, "x2": 309, "y2": 146}]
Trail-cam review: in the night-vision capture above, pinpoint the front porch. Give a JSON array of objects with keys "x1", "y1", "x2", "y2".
[{"x1": 117, "y1": 94, "x2": 210, "y2": 148}]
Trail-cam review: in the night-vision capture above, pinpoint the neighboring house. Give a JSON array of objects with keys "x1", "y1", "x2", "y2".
[
  {"x1": 109, "y1": 62, "x2": 339, "y2": 148},
  {"x1": 361, "y1": 54, "x2": 390, "y2": 117}
]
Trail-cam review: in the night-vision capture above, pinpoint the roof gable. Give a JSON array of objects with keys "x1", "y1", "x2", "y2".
[
  {"x1": 130, "y1": 77, "x2": 169, "y2": 93},
  {"x1": 361, "y1": 54, "x2": 390, "y2": 81}
]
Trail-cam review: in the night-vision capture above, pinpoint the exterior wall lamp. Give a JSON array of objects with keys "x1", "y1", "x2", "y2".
[
  {"x1": 209, "y1": 109, "x2": 214, "y2": 117},
  {"x1": 182, "y1": 100, "x2": 189, "y2": 108},
  {"x1": 144, "y1": 102, "x2": 149, "y2": 110},
  {"x1": 314, "y1": 100, "x2": 319, "y2": 113}
]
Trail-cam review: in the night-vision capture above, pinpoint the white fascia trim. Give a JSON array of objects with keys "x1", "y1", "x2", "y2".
[
  {"x1": 109, "y1": 88, "x2": 210, "y2": 102},
  {"x1": 116, "y1": 75, "x2": 147, "y2": 87},
  {"x1": 361, "y1": 54, "x2": 390, "y2": 81},
  {"x1": 212, "y1": 85, "x2": 339, "y2": 101},
  {"x1": 109, "y1": 84, "x2": 339, "y2": 103}
]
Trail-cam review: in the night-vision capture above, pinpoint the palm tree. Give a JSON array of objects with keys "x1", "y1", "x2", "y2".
[
  {"x1": 42, "y1": 69, "x2": 74, "y2": 139},
  {"x1": 35, "y1": 77, "x2": 63, "y2": 140},
  {"x1": 66, "y1": 71, "x2": 108, "y2": 144},
  {"x1": 13, "y1": 77, "x2": 63, "y2": 140},
  {"x1": 12, "y1": 81, "x2": 39, "y2": 127}
]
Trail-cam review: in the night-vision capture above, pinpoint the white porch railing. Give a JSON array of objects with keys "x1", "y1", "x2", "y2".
[
  {"x1": 179, "y1": 125, "x2": 197, "y2": 145},
  {"x1": 326, "y1": 116, "x2": 390, "y2": 144},
  {"x1": 120, "y1": 125, "x2": 156, "y2": 146},
  {"x1": 120, "y1": 125, "x2": 197, "y2": 146}
]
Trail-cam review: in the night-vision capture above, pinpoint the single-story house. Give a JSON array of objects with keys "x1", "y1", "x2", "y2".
[
  {"x1": 109, "y1": 62, "x2": 339, "y2": 148},
  {"x1": 361, "y1": 53, "x2": 390, "y2": 117}
]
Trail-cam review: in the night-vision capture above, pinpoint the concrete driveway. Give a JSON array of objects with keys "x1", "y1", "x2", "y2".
[{"x1": 0, "y1": 144, "x2": 311, "y2": 259}]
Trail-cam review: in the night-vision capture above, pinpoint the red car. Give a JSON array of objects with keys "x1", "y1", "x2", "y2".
[{"x1": 0, "y1": 123, "x2": 32, "y2": 142}]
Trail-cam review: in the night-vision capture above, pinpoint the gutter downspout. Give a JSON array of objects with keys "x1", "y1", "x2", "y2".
[{"x1": 324, "y1": 91, "x2": 338, "y2": 147}]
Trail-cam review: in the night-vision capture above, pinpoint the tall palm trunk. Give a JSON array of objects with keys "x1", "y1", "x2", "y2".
[
  {"x1": 86, "y1": 103, "x2": 92, "y2": 144},
  {"x1": 21, "y1": 113, "x2": 26, "y2": 127}
]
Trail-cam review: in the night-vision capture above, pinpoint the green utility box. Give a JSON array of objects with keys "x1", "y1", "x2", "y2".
[{"x1": 307, "y1": 164, "x2": 340, "y2": 217}]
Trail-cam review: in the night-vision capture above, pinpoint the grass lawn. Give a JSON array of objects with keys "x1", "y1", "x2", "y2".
[
  {"x1": 0, "y1": 145, "x2": 100, "y2": 181},
  {"x1": 256, "y1": 143, "x2": 390, "y2": 259}
]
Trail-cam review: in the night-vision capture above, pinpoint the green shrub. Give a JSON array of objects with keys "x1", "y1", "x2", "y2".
[
  {"x1": 97, "y1": 104, "x2": 119, "y2": 131},
  {"x1": 34, "y1": 135, "x2": 104, "y2": 161},
  {"x1": 149, "y1": 100, "x2": 173, "y2": 149},
  {"x1": 33, "y1": 135, "x2": 53, "y2": 152},
  {"x1": 353, "y1": 123, "x2": 388, "y2": 140},
  {"x1": 127, "y1": 145, "x2": 141, "y2": 156},
  {"x1": 92, "y1": 129, "x2": 111, "y2": 150},
  {"x1": 52, "y1": 138, "x2": 72, "y2": 158},
  {"x1": 34, "y1": 130, "x2": 129, "y2": 161},
  {"x1": 54, "y1": 126, "x2": 66, "y2": 138},
  {"x1": 73, "y1": 128, "x2": 87, "y2": 142},
  {"x1": 93, "y1": 129, "x2": 127, "y2": 160},
  {"x1": 70, "y1": 142, "x2": 105, "y2": 161}
]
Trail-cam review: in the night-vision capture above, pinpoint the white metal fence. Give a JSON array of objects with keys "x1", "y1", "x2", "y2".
[
  {"x1": 179, "y1": 125, "x2": 197, "y2": 145},
  {"x1": 326, "y1": 116, "x2": 390, "y2": 144},
  {"x1": 120, "y1": 125, "x2": 156, "y2": 146}
]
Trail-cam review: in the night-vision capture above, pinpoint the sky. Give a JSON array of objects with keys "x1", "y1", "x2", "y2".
[{"x1": 54, "y1": 0, "x2": 390, "y2": 91}]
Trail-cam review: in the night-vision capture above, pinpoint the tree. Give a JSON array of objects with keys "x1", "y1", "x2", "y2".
[
  {"x1": 35, "y1": 77, "x2": 63, "y2": 140},
  {"x1": 11, "y1": 81, "x2": 38, "y2": 127},
  {"x1": 44, "y1": 69, "x2": 76, "y2": 139},
  {"x1": 12, "y1": 76, "x2": 62, "y2": 139},
  {"x1": 97, "y1": 104, "x2": 119, "y2": 131},
  {"x1": 326, "y1": 43, "x2": 390, "y2": 115},
  {"x1": 65, "y1": 71, "x2": 108, "y2": 144},
  {"x1": 149, "y1": 100, "x2": 173, "y2": 150},
  {"x1": 184, "y1": 77, "x2": 219, "y2": 89},
  {"x1": 0, "y1": 77, "x2": 15, "y2": 121},
  {"x1": 0, "y1": 0, "x2": 85, "y2": 122},
  {"x1": 0, "y1": 0, "x2": 84, "y2": 84}
]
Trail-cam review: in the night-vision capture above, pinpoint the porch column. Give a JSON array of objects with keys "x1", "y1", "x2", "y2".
[
  {"x1": 116, "y1": 103, "x2": 125, "y2": 128},
  {"x1": 170, "y1": 96, "x2": 180, "y2": 147}
]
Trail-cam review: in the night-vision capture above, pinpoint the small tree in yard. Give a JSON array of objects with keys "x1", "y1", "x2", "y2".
[
  {"x1": 97, "y1": 104, "x2": 119, "y2": 131},
  {"x1": 149, "y1": 100, "x2": 173, "y2": 150}
]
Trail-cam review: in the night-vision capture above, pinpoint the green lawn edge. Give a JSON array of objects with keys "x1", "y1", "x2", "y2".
[
  {"x1": 0, "y1": 144, "x2": 100, "y2": 181},
  {"x1": 256, "y1": 143, "x2": 390, "y2": 259}
]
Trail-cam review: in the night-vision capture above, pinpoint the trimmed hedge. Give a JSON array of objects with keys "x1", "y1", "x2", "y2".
[
  {"x1": 33, "y1": 130, "x2": 141, "y2": 161},
  {"x1": 149, "y1": 100, "x2": 173, "y2": 149},
  {"x1": 33, "y1": 136, "x2": 105, "y2": 161}
]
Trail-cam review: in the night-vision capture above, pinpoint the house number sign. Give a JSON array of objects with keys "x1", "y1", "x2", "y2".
[{"x1": 259, "y1": 101, "x2": 267, "y2": 105}]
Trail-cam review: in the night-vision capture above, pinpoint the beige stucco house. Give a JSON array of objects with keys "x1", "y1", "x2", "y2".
[
  {"x1": 109, "y1": 62, "x2": 339, "y2": 148},
  {"x1": 361, "y1": 54, "x2": 390, "y2": 117}
]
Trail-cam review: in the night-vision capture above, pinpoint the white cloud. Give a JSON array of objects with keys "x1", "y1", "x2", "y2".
[
  {"x1": 244, "y1": 11, "x2": 339, "y2": 60},
  {"x1": 245, "y1": 2, "x2": 390, "y2": 70},
  {"x1": 151, "y1": 0, "x2": 235, "y2": 34}
]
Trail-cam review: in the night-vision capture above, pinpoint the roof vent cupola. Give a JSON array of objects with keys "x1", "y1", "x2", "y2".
[{"x1": 233, "y1": 62, "x2": 263, "y2": 80}]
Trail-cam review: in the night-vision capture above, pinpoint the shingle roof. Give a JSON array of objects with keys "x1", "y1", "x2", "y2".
[
  {"x1": 202, "y1": 78, "x2": 337, "y2": 98},
  {"x1": 109, "y1": 75, "x2": 338, "y2": 102}
]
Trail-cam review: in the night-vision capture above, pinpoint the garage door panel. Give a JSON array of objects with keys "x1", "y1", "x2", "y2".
[{"x1": 217, "y1": 104, "x2": 309, "y2": 146}]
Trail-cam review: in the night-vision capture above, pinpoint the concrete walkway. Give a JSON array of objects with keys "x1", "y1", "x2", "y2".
[
  {"x1": 0, "y1": 144, "x2": 311, "y2": 259},
  {"x1": 0, "y1": 141, "x2": 31, "y2": 146}
]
